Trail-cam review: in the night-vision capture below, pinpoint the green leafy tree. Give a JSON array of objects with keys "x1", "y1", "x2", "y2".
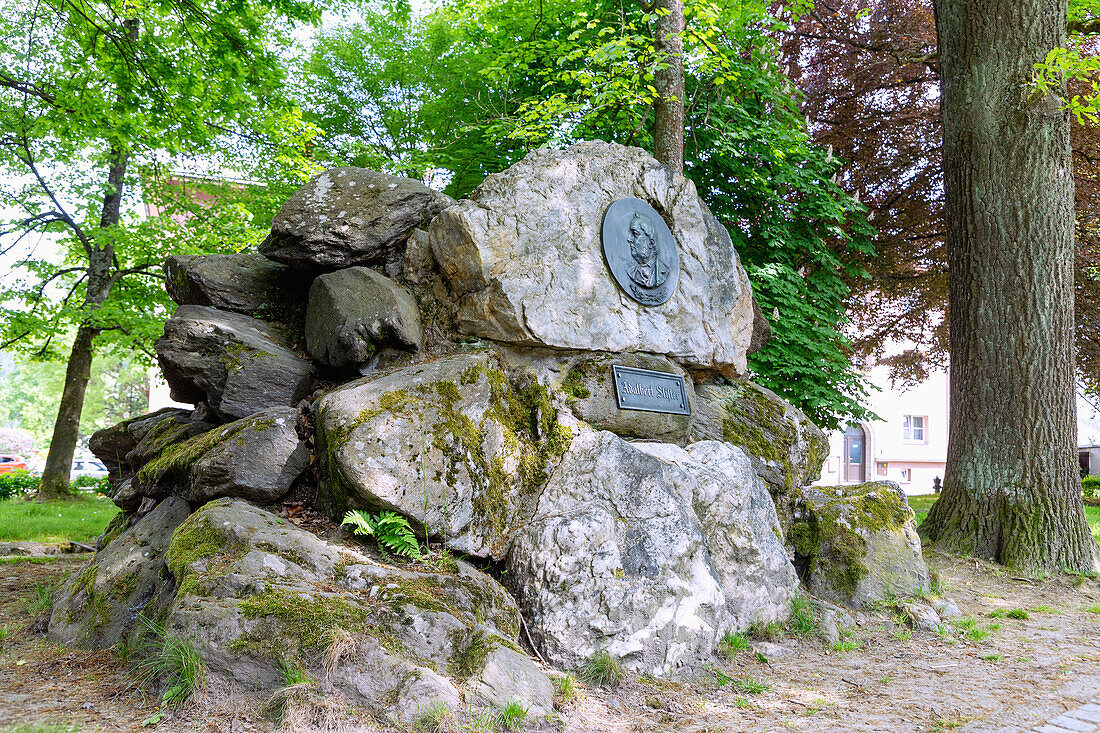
[
  {"x1": 302, "y1": 0, "x2": 874, "y2": 428},
  {"x1": 0, "y1": 0, "x2": 320, "y2": 498}
]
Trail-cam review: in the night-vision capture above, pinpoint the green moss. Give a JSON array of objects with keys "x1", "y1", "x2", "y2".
[
  {"x1": 720, "y1": 384, "x2": 797, "y2": 489},
  {"x1": 447, "y1": 627, "x2": 496, "y2": 680},
  {"x1": 137, "y1": 413, "x2": 272, "y2": 486},
  {"x1": 561, "y1": 366, "x2": 592, "y2": 404},
  {"x1": 165, "y1": 504, "x2": 245, "y2": 596},
  {"x1": 98, "y1": 513, "x2": 127, "y2": 548},
  {"x1": 237, "y1": 585, "x2": 370, "y2": 655},
  {"x1": 110, "y1": 567, "x2": 141, "y2": 600}
]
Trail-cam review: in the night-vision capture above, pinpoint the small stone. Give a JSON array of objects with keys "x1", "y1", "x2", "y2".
[
  {"x1": 936, "y1": 598, "x2": 962, "y2": 618},
  {"x1": 751, "y1": 642, "x2": 793, "y2": 659},
  {"x1": 901, "y1": 601, "x2": 941, "y2": 632}
]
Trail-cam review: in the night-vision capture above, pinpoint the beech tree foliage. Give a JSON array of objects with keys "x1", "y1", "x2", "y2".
[
  {"x1": 0, "y1": 0, "x2": 320, "y2": 498},
  {"x1": 303, "y1": 0, "x2": 876, "y2": 429}
]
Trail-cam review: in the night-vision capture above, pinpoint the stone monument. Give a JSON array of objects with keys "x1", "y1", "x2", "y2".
[{"x1": 49, "y1": 141, "x2": 930, "y2": 726}]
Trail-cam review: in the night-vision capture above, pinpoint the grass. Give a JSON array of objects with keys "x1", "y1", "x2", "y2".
[
  {"x1": 497, "y1": 700, "x2": 527, "y2": 731},
  {"x1": 718, "y1": 628, "x2": 749, "y2": 658},
  {"x1": 786, "y1": 591, "x2": 816, "y2": 637},
  {"x1": 135, "y1": 618, "x2": 205, "y2": 709},
  {"x1": 731, "y1": 674, "x2": 771, "y2": 694},
  {"x1": 580, "y1": 651, "x2": 625, "y2": 688},
  {"x1": 0, "y1": 494, "x2": 118, "y2": 544},
  {"x1": 907, "y1": 494, "x2": 938, "y2": 527},
  {"x1": 551, "y1": 673, "x2": 576, "y2": 704},
  {"x1": 26, "y1": 579, "x2": 55, "y2": 616}
]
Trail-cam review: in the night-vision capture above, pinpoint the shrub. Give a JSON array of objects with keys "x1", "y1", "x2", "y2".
[
  {"x1": 1083, "y1": 475, "x2": 1100, "y2": 498},
  {"x1": 0, "y1": 428, "x2": 33, "y2": 456},
  {"x1": 0, "y1": 470, "x2": 39, "y2": 500},
  {"x1": 72, "y1": 475, "x2": 111, "y2": 496}
]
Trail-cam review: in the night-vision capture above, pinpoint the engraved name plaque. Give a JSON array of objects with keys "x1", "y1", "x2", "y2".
[
  {"x1": 601, "y1": 198, "x2": 680, "y2": 306},
  {"x1": 612, "y1": 365, "x2": 691, "y2": 416}
]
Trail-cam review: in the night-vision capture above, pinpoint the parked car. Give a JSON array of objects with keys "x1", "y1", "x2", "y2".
[
  {"x1": 70, "y1": 457, "x2": 109, "y2": 481},
  {"x1": 0, "y1": 454, "x2": 29, "y2": 474}
]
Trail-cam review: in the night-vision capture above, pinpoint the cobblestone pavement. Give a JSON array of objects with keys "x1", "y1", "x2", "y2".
[{"x1": 1035, "y1": 700, "x2": 1100, "y2": 733}]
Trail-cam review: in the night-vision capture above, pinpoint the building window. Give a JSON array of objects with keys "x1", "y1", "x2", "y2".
[
  {"x1": 903, "y1": 415, "x2": 927, "y2": 442},
  {"x1": 900, "y1": 468, "x2": 911, "y2": 483}
]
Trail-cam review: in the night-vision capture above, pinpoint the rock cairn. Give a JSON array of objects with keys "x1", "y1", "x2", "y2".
[{"x1": 51, "y1": 141, "x2": 930, "y2": 725}]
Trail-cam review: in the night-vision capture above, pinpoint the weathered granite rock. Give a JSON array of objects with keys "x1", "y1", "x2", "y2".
[
  {"x1": 508, "y1": 431, "x2": 799, "y2": 675},
  {"x1": 901, "y1": 601, "x2": 941, "y2": 632},
  {"x1": 161, "y1": 499, "x2": 546, "y2": 721},
  {"x1": 260, "y1": 167, "x2": 455, "y2": 271},
  {"x1": 468, "y1": 644, "x2": 555, "y2": 717},
  {"x1": 787, "y1": 481, "x2": 930, "y2": 608},
  {"x1": 182, "y1": 407, "x2": 309, "y2": 505},
  {"x1": 559, "y1": 351, "x2": 694, "y2": 443},
  {"x1": 131, "y1": 409, "x2": 303, "y2": 505},
  {"x1": 49, "y1": 496, "x2": 190, "y2": 648},
  {"x1": 429, "y1": 141, "x2": 756, "y2": 376},
  {"x1": 156, "y1": 305, "x2": 314, "y2": 420},
  {"x1": 690, "y1": 380, "x2": 828, "y2": 528},
  {"x1": 748, "y1": 296, "x2": 772, "y2": 354},
  {"x1": 305, "y1": 267, "x2": 424, "y2": 367},
  {"x1": 164, "y1": 253, "x2": 300, "y2": 317},
  {"x1": 90, "y1": 409, "x2": 214, "y2": 510},
  {"x1": 314, "y1": 349, "x2": 575, "y2": 560}
]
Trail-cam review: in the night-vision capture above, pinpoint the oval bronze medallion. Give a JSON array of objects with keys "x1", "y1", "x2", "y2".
[{"x1": 601, "y1": 198, "x2": 679, "y2": 306}]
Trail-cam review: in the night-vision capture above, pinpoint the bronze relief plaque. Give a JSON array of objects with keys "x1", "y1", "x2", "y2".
[{"x1": 601, "y1": 198, "x2": 679, "y2": 306}]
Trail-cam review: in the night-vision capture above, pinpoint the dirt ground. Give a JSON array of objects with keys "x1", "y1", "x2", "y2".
[{"x1": 1, "y1": 551, "x2": 1098, "y2": 733}]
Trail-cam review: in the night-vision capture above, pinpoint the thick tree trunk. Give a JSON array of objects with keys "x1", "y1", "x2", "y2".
[
  {"x1": 921, "y1": 0, "x2": 1099, "y2": 572},
  {"x1": 652, "y1": 0, "x2": 684, "y2": 175},
  {"x1": 36, "y1": 148, "x2": 128, "y2": 500}
]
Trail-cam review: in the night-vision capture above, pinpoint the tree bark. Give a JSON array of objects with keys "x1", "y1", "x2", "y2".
[
  {"x1": 652, "y1": 0, "x2": 685, "y2": 175},
  {"x1": 920, "y1": 0, "x2": 1100, "y2": 572},
  {"x1": 36, "y1": 147, "x2": 128, "y2": 500}
]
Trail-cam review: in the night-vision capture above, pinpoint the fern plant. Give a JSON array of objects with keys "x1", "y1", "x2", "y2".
[{"x1": 342, "y1": 510, "x2": 423, "y2": 559}]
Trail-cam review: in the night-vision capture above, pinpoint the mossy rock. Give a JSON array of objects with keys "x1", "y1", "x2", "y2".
[
  {"x1": 159, "y1": 498, "x2": 547, "y2": 721},
  {"x1": 788, "y1": 481, "x2": 929, "y2": 608},
  {"x1": 690, "y1": 381, "x2": 829, "y2": 498},
  {"x1": 313, "y1": 349, "x2": 574, "y2": 560},
  {"x1": 48, "y1": 495, "x2": 191, "y2": 649}
]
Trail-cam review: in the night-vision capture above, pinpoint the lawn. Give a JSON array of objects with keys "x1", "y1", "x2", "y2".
[
  {"x1": 908, "y1": 493, "x2": 1100, "y2": 544},
  {"x1": 0, "y1": 493, "x2": 119, "y2": 545}
]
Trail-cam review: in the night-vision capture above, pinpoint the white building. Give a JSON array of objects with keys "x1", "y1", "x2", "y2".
[
  {"x1": 819, "y1": 360, "x2": 1100, "y2": 491},
  {"x1": 818, "y1": 361, "x2": 949, "y2": 495}
]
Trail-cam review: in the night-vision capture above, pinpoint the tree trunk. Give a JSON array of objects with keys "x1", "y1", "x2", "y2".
[
  {"x1": 920, "y1": 0, "x2": 1099, "y2": 572},
  {"x1": 36, "y1": 147, "x2": 128, "y2": 501},
  {"x1": 652, "y1": 0, "x2": 684, "y2": 175}
]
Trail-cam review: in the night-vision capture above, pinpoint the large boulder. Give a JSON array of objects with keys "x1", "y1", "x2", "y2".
[
  {"x1": 787, "y1": 481, "x2": 930, "y2": 607},
  {"x1": 260, "y1": 167, "x2": 455, "y2": 271},
  {"x1": 164, "y1": 253, "x2": 302, "y2": 319},
  {"x1": 508, "y1": 431, "x2": 799, "y2": 675},
  {"x1": 162, "y1": 499, "x2": 551, "y2": 722},
  {"x1": 49, "y1": 496, "x2": 190, "y2": 648},
  {"x1": 314, "y1": 349, "x2": 575, "y2": 560},
  {"x1": 156, "y1": 305, "x2": 314, "y2": 420},
  {"x1": 305, "y1": 267, "x2": 424, "y2": 368},
  {"x1": 428, "y1": 141, "x2": 756, "y2": 377}
]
